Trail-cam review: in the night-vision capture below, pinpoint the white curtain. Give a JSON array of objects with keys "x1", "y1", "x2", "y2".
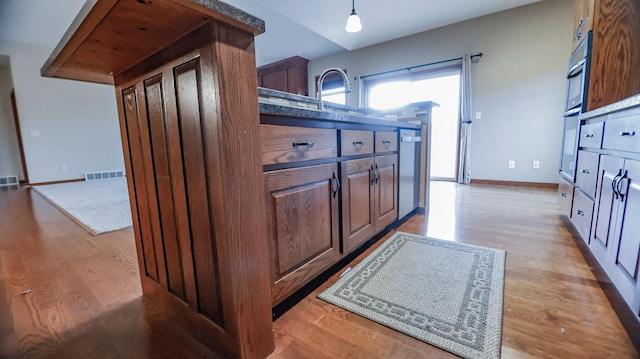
[{"x1": 457, "y1": 54, "x2": 473, "y2": 184}]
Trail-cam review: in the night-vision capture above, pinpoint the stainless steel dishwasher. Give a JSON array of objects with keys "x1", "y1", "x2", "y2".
[{"x1": 398, "y1": 129, "x2": 421, "y2": 219}]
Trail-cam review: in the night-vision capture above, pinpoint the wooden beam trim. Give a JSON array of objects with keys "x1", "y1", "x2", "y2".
[
  {"x1": 470, "y1": 179, "x2": 559, "y2": 189},
  {"x1": 41, "y1": 0, "x2": 117, "y2": 79}
]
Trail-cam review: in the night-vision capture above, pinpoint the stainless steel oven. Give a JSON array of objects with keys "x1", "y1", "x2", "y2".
[
  {"x1": 565, "y1": 32, "x2": 592, "y2": 114},
  {"x1": 560, "y1": 32, "x2": 592, "y2": 182}
]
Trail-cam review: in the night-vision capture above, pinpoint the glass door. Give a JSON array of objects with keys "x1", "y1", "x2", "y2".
[{"x1": 366, "y1": 67, "x2": 461, "y2": 181}]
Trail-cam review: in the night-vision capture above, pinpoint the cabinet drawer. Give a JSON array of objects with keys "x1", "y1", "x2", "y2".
[
  {"x1": 558, "y1": 176, "x2": 575, "y2": 218},
  {"x1": 375, "y1": 131, "x2": 398, "y2": 153},
  {"x1": 341, "y1": 130, "x2": 374, "y2": 156},
  {"x1": 570, "y1": 189, "x2": 594, "y2": 243},
  {"x1": 603, "y1": 115, "x2": 640, "y2": 152},
  {"x1": 579, "y1": 122, "x2": 603, "y2": 149},
  {"x1": 575, "y1": 150, "x2": 599, "y2": 198},
  {"x1": 261, "y1": 125, "x2": 337, "y2": 165}
]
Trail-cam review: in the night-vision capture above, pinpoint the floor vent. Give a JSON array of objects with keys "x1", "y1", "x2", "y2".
[
  {"x1": 85, "y1": 170, "x2": 125, "y2": 181},
  {"x1": 0, "y1": 175, "x2": 19, "y2": 187}
]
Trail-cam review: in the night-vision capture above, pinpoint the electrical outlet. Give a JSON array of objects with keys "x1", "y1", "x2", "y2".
[
  {"x1": 532, "y1": 160, "x2": 540, "y2": 169},
  {"x1": 508, "y1": 160, "x2": 515, "y2": 169},
  {"x1": 475, "y1": 112, "x2": 482, "y2": 120}
]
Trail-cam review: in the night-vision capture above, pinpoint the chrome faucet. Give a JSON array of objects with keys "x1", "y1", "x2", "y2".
[{"x1": 316, "y1": 67, "x2": 351, "y2": 110}]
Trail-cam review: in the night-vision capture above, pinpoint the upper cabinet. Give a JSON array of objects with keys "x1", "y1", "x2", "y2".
[
  {"x1": 257, "y1": 56, "x2": 309, "y2": 96},
  {"x1": 578, "y1": 0, "x2": 640, "y2": 111},
  {"x1": 572, "y1": 0, "x2": 594, "y2": 51}
]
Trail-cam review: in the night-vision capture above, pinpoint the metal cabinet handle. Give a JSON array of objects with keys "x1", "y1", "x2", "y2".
[
  {"x1": 382, "y1": 140, "x2": 391, "y2": 145},
  {"x1": 576, "y1": 209, "x2": 584, "y2": 216},
  {"x1": 619, "y1": 131, "x2": 636, "y2": 137},
  {"x1": 612, "y1": 169, "x2": 623, "y2": 200},
  {"x1": 292, "y1": 142, "x2": 314, "y2": 148},
  {"x1": 352, "y1": 141, "x2": 365, "y2": 146},
  {"x1": 576, "y1": 19, "x2": 583, "y2": 39},
  {"x1": 580, "y1": 169, "x2": 590, "y2": 174},
  {"x1": 374, "y1": 164, "x2": 380, "y2": 184},
  {"x1": 561, "y1": 192, "x2": 568, "y2": 198},
  {"x1": 370, "y1": 165, "x2": 376, "y2": 185},
  {"x1": 331, "y1": 172, "x2": 340, "y2": 198},
  {"x1": 584, "y1": 133, "x2": 594, "y2": 138},
  {"x1": 617, "y1": 170, "x2": 628, "y2": 202}
]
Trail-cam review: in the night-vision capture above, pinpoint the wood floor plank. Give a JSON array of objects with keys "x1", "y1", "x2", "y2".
[{"x1": 0, "y1": 182, "x2": 638, "y2": 358}]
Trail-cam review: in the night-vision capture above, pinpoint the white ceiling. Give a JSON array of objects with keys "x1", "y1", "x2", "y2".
[{"x1": 0, "y1": 0, "x2": 541, "y2": 67}]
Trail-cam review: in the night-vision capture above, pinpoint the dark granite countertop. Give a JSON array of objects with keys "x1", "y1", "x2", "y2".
[
  {"x1": 259, "y1": 103, "x2": 421, "y2": 129},
  {"x1": 258, "y1": 87, "x2": 434, "y2": 129},
  {"x1": 580, "y1": 94, "x2": 640, "y2": 120}
]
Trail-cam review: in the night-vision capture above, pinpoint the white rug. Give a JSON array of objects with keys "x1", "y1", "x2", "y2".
[
  {"x1": 318, "y1": 231, "x2": 506, "y2": 359},
  {"x1": 32, "y1": 178, "x2": 132, "y2": 235}
]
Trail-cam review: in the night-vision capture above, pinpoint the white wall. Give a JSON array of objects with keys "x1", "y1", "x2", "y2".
[
  {"x1": 309, "y1": 0, "x2": 574, "y2": 183},
  {"x1": 0, "y1": 64, "x2": 24, "y2": 180},
  {"x1": 0, "y1": 40, "x2": 124, "y2": 184}
]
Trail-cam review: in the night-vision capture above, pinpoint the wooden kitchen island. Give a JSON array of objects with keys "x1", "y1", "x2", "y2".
[{"x1": 42, "y1": 1, "x2": 274, "y2": 358}]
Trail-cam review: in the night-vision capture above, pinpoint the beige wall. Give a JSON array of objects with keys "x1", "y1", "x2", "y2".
[
  {"x1": 309, "y1": 0, "x2": 574, "y2": 183},
  {"x1": 0, "y1": 40, "x2": 124, "y2": 183},
  {"x1": 0, "y1": 64, "x2": 24, "y2": 180}
]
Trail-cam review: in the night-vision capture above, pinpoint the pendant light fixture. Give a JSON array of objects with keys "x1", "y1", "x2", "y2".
[{"x1": 345, "y1": 0, "x2": 362, "y2": 33}]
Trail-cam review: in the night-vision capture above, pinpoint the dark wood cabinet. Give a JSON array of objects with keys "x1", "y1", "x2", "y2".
[
  {"x1": 42, "y1": 2, "x2": 277, "y2": 357},
  {"x1": 583, "y1": 0, "x2": 640, "y2": 111},
  {"x1": 264, "y1": 163, "x2": 341, "y2": 305},
  {"x1": 261, "y1": 122, "x2": 402, "y2": 305},
  {"x1": 340, "y1": 153, "x2": 398, "y2": 253},
  {"x1": 572, "y1": 0, "x2": 594, "y2": 51},
  {"x1": 341, "y1": 158, "x2": 375, "y2": 253},
  {"x1": 257, "y1": 56, "x2": 309, "y2": 96},
  {"x1": 373, "y1": 154, "x2": 399, "y2": 230}
]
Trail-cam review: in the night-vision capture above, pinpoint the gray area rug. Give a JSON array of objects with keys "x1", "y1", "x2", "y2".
[
  {"x1": 32, "y1": 178, "x2": 132, "y2": 235},
  {"x1": 318, "y1": 231, "x2": 506, "y2": 359}
]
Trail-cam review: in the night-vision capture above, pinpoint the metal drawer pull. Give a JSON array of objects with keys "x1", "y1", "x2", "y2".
[
  {"x1": 576, "y1": 210, "x2": 585, "y2": 216},
  {"x1": 580, "y1": 169, "x2": 590, "y2": 174},
  {"x1": 619, "y1": 131, "x2": 636, "y2": 136},
  {"x1": 292, "y1": 142, "x2": 314, "y2": 148},
  {"x1": 382, "y1": 140, "x2": 391, "y2": 144},
  {"x1": 352, "y1": 141, "x2": 365, "y2": 146},
  {"x1": 561, "y1": 193, "x2": 568, "y2": 198},
  {"x1": 584, "y1": 134, "x2": 594, "y2": 138}
]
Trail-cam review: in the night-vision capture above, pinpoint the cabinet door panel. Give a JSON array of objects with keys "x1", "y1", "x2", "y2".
[
  {"x1": 558, "y1": 176, "x2": 575, "y2": 218},
  {"x1": 591, "y1": 155, "x2": 624, "y2": 269},
  {"x1": 341, "y1": 158, "x2": 375, "y2": 253},
  {"x1": 575, "y1": 150, "x2": 600, "y2": 198},
  {"x1": 265, "y1": 163, "x2": 341, "y2": 305},
  {"x1": 610, "y1": 159, "x2": 640, "y2": 310},
  {"x1": 374, "y1": 154, "x2": 398, "y2": 230},
  {"x1": 273, "y1": 181, "x2": 334, "y2": 274},
  {"x1": 570, "y1": 189, "x2": 594, "y2": 243}
]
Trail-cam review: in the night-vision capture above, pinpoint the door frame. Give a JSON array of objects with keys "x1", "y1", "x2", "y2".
[{"x1": 10, "y1": 89, "x2": 29, "y2": 184}]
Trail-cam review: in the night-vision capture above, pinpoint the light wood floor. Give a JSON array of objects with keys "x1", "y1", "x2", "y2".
[{"x1": 0, "y1": 182, "x2": 637, "y2": 358}]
